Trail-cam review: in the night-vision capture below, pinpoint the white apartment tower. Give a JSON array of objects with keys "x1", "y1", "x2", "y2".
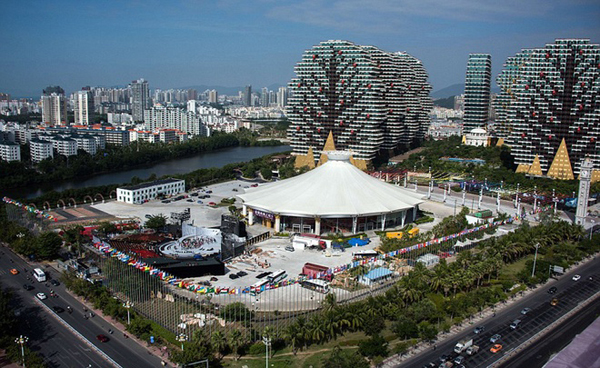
[
  {"x1": 41, "y1": 93, "x2": 67, "y2": 125},
  {"x1": 131, "y1": 78, "x2": 150, "y2": 122},
  {"x1": 73, "y1": 90, "x2": 94, "y2": 125}
]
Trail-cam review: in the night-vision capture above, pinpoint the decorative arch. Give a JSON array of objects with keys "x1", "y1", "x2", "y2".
[
  {"x1": 43, "y1": 201, "x2": 51, "y2": 210},
  {"x1": 109, "y1": 190, "x2": 116, "y2": 199},
  {"x1": 83, "y1": 195, "x2": 93, "y2": 204},
  {"x1": 69, "y1": 198, "x2": 77, "y2": 208},
  {"x1": 28, "y1": 203, "x2": 37, "y2": 209},
  {"x1": 94, "y1": 193, "x2": 105, "y2": 203},
  {"x1": 57, "y1": 199, "x2": 66, "y2": 209}
]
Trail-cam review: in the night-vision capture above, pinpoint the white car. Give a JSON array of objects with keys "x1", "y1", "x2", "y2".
[
  {"x1": 572, "y1": 274, "x2": 581, "y2": 281},
  {"x1": 36, "y1": 292, "x2": 47, "y2": 300}
]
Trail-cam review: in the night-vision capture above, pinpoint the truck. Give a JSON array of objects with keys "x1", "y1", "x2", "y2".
[
  {"x1": 301, "y1": 263, "x2": 333, "y2": 281},
  {"x1": 466, "y1": 345, "x2": 480, "y2": 356},
  {"x1": 454, "y1": 338, "x2": 473, "y2": 354},
  {"x1": 292, "y1": 234, "x2": 329, "y2": 250}
]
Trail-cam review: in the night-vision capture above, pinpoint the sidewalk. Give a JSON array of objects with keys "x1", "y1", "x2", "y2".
[{"x1": 381, "y1": 252, "x2": 598, "y2": 368}]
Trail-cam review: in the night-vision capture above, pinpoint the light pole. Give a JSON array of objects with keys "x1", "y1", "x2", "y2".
[
  {"x1": 123, "y1": 300, "x2": 134, "y2": 325},
  {"x1": 590, "y1": 219, "x2": 595, "y2": 240},
  {"x1": 262, "y1": 336, "x2": 272, "y2": 368},
  {"x1": 177, "y1": 333, "x2": 188, "y2": 351},
  {"x1": 531, "y1": 243, "x2": 540, "y2": 278},
  {"x1": 514, "y1": 183, "x2": 520, "y2": 208},
  {"x1": 15, "y1": 335, "x2": 28, "y2": 368}
]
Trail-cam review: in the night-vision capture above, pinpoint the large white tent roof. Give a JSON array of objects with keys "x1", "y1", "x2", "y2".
[{"x1": 237, "y1": 151, "x2": 423, "y2": 218}]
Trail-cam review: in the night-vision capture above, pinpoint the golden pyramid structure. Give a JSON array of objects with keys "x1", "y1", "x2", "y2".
[
  {"x1": 317, "y1": 131, "x2": 337, "y2": 166},
  {"x1": 528, "y1": 155, "x2": 543, "y2": 176},
  {"x1": 293, "y1": 147, "x2": 316, "y2": 169},
  {"x1": 546, "y1": 138, "x2": 574, "y2": 180},
  {"x1": 516, "y1": 164, "x2": 531, "y2": 174},
  {"x1": 591, "y1": 170, "x2": 600, "y2": 184},
  {"x1": 496, "y1": 138, "x2": 504, "y2": 147}
]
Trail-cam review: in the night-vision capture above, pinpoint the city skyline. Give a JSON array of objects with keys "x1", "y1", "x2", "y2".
[{"x1": 1, "y1": 1, "x2": 599, "y2": 97}]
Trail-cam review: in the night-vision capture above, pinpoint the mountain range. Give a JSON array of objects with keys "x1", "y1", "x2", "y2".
[{"x1": 430, "y1": 83, "x2": 501, "y2": 99}]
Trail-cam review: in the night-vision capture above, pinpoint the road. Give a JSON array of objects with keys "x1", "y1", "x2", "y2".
[
  {"x1": 394, "y1": 255, "x2": 600, "y2": 368},
  {"x1": 0, "y1": 246, "x2": 164, "y2": 368}
]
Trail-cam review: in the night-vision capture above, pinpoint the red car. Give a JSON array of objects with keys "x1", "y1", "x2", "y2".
[
  {"x1": 96, "y1": 334, "x2": 109, "y2": 343},
  {"x1": 208, "y1": 202, "x2": 217, "y2": 206}
]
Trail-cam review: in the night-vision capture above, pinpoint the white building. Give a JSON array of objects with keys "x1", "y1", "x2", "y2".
[
  {"x1": 0, "y1": 141, "x2": 20, "y2": 162},
  {"x1": 143, "y1": 105, "x2": 207, "y2": 136},
  {"x1": 116, "y1": 178, "x2": 186, "y2": 204},
  {"x1": 41, "y1": 93, "x2": 67, "y2": 125},
  {"x1": 72, "y1": 135, "x2": 98, "y2": 155},
  {"x1": 30, "y1": 139, "x2": 54, "y2": 162},
  {"x1": 464, "y1": 127, "x2": 489, "y2": 147},
  {"x1": 51, "y1": 137, "x2": 78, "y2": 156},
  {"x1": 73, "y1": 90, "x2": 94, "y2": 125}
]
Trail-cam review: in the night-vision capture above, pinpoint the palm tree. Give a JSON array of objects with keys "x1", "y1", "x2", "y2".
[
  {"x1": 211, "y1": 330, "x2": 228, "y2": 360},
  {"x1": 228, "y1": 329, "x2": 244, "y2": 361},
  {"x1": 307, "y1": 314, "x2": 326, "y2": 343},
  {"x1": 322, "y1": 292, "x2": 338, "y2": 313},
  {"x1": 283, "y1": 323, "x2": 301, "y2": 355}
]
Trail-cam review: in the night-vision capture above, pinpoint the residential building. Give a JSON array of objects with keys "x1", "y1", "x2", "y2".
[
  {"x1": 30, "y1": 138, "x2": 54, "y2": 162},
  {"x1": 131, "y1": 78, "x2": 150, "y2": 122},
  {"x1": 0, "y1": 141, "x2": 20, "y2": 161},
  {"x1": 144, "y1": 105, "x2": 207, "y2": 136},
  {"x1": 41, "y1": 86, "x2": 67, "y2": 125},
  {"x1": 277, "y1": 87, "x2": 288, "y2": 108},
  {"x1": 496, "y1": 39, "x2": 600, "y2": 178},
  {"x1": 243, "y1": 85, "x2": 252, "y2": 106},
  {"x1": 116, "y1": 178, "x2": 185, "y2": 204},
  {"x1": 287, "y1": 40, "x2": 432, "y2": 165},
  {"x1": 463, "y1": 54, "x2": 492, "y2": 133},
  {"x1": 72, "y1": 134, "x2": 98, "y2": 155},
  {"x1": 208, "y1": 89, "x2": 218, "y2": 104},
  {"x1": 73, "y1": 90, "x2": 94, "y2": 125}
]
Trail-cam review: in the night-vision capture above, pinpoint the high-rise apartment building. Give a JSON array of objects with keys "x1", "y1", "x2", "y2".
[
  {"x1": 277, "y1": 87, "x2": 288, "y2": 108},
  {"x1": 496, "y1": 39, "x2": 600, "y2": 178},
  {"x1": 144, "y1": 106, "x2": 207, "y2": 136},
  {"x1": 463, "y1": 54, "x2": 492, "y2": 133},
  {"x1": 73, "y1": 90, "x2": 94, "y2": 125},
  {"x1": 131, "y1": 78, "x2": 150, "y2": 122},
  {"x1": 208, "y1": 90, "x2": 219, "y2": 104},
  {"x1": 41, "y1": 86, "x2": 67, "y2": 125},
  {"x1": 261, "y1": 87, "x2": 269, "y2": 107},
  {"x1": 287, "y1": 40, "x2": 432, "y2": 164},
  {"x1": 243, "y1": 85, "x2": 252, "y2": 106}
]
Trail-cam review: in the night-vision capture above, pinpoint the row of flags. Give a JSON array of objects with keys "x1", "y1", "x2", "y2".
[
  {"x1": 2, "y1": 196, "x2": 57, "y2": 222},
  {"x1": 91, "y1": 211, "x2": 527, "y2": 296}
]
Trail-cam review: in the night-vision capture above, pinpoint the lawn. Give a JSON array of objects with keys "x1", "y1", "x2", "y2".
[{"x1": 498, "y1": 255, "x2": 533, "y2": 281}]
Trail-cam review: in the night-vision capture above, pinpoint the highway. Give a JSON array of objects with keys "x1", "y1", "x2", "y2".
[
  {"x1": 0, "y1": 246, "x2": 164, "y2": 368},
  {"x1": 394, "y1": 255, "x2": 600, "y2": 368}
]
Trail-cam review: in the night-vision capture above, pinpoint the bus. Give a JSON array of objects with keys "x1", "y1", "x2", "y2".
[
  {"x1": 267, "y1": 269, "x2": 287, "y2": 284},
  {"x1": 33, "y1": 268, "x2": 46, "y2": 282},
  {"x1": 250, "y1": 279, "x2": 269, "y2": 296},
  {"x1": 301, "y1": 279, "x2": 330, "y2": 294}
]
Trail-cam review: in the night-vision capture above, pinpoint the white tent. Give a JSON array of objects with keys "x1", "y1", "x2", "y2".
[{"x1": 237, "y1": 151, "x2": 423, "y2": 218}]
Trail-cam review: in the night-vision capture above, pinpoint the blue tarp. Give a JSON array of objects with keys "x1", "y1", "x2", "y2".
[
  {"x1": 348, "y1": 238, "x2": 369, "y2": 246},
  {"x1": 364, "y1": 267, "x2": 392, "y2": 280}
]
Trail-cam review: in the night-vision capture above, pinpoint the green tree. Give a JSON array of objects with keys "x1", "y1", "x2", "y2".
[
  {"x1": 145, "y1": 214, "x2": 167, "y2": 231},
  {"x1": 323, "y1": 346, "x2": 369, "y2": 368},
  {"x1": 392, "y1": 316, "x2": 419, "y2": 340},
  {"x1": 358, "y1": 334, "x2": 389, "y2": 359},
  {"x1": 35, "y1": 231, "x2": 63, "y2": 260}
]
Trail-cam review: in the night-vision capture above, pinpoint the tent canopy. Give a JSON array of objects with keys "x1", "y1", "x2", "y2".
[{"x1": 237, "y1": 151, "x2": 423, "y2": 218}]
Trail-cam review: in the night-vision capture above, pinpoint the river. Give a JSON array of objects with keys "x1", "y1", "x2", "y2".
[{"x1": 5, "y1": 145, "x2": 290, "y2": 199}]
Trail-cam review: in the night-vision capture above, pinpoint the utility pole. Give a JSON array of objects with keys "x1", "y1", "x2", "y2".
[{"x1": 531, "y1": 243, "x2": 540, "y2": 277}]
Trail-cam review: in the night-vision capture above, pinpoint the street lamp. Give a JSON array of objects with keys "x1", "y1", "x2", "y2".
[
  {"x1": 590, "y1": 219, "x2": 595, "y2": 240},
  {"x1": 177, "y1": 333, "x2": 188, "y2": 351},
  {"x1": 123, "y1": 300, "x2": 134, "y2": 325},
  {"x1": 531, "y1": 243, "x2": 540, "y2": 278},
  {"x1": 15, "y1": 335, "x2": 28, "y2": 368},
  {"x1": 262, "y1": 336, "x2": 272, "y2": 368}
]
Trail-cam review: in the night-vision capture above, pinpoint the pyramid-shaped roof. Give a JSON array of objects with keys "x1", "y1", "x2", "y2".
[
  {"x1": 528, "y1": 155, "x2": 543, "y2": 176},
  {"x1": 238, "y1": 151, "x2": 422, "y2": 218},
  {"x1": 547, "y1": 138, "x2": 574, "y2": 180}
]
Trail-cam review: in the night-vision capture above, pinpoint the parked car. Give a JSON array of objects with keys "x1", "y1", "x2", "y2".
[
  {"x1": 210, "y1": 277, "x2": 218, "y2": 282},
  {"x1": 190, "y1": 193, "x2": 199, "y2": 197},
  {"x1": 251, "y1": 184, "x2": 258, "y2": 187},
  {"x1": 161, "y1": 200, "x2": 171, "y2": 204},
  {"x1": 236, "y1": 271, "x2": 248, "y2": 277},
  {"x1": 186, "y1": 199, "x2": 194, "y2": 202},
  {"x1": 548, "y1": 286, "x2": 558, "y2": 294},
  {"x1": 256, "y1": 272, "x2": 272, "y2": 279},
  {"x1": 206, "y1": 190, "x2": 213, "y2": 193},
  {"x1": 208, "y1": 202, "x2": 217, "y2": 206},
  {"x1": 454, "y1": 355, "x2": 465, "y2": 365},
  {"x1": 50, "y1": 279, "x2": 60, "y2": 286},
  {"x1": 197, "y1": 200, "x2": 203, "y2": 204},
  {"x1": 145, "y1": 214, "x2": 152, "y2": 219},
  {"x1": 36, "y1": 292, "x2": 47, "y2": 300},
  {"x1": 490, "y1": 334, "x2": 501, "y2": 343},
  {"x1": 229, "y1": 274, "x2": 239, "y2": 280}
]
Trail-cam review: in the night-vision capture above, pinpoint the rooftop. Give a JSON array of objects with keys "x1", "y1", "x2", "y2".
[{"x1": 120, "y1": 178, "x2": 183, "y2": 191}]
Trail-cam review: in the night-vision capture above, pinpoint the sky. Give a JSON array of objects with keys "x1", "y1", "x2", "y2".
[{"x1": 1, "y1": 0, "x2": 599, "y2": 97}]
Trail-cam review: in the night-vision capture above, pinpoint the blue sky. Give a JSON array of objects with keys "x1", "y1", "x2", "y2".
[{"x1": 1, "y1": 0, "x2": 599, "y2": 97}]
